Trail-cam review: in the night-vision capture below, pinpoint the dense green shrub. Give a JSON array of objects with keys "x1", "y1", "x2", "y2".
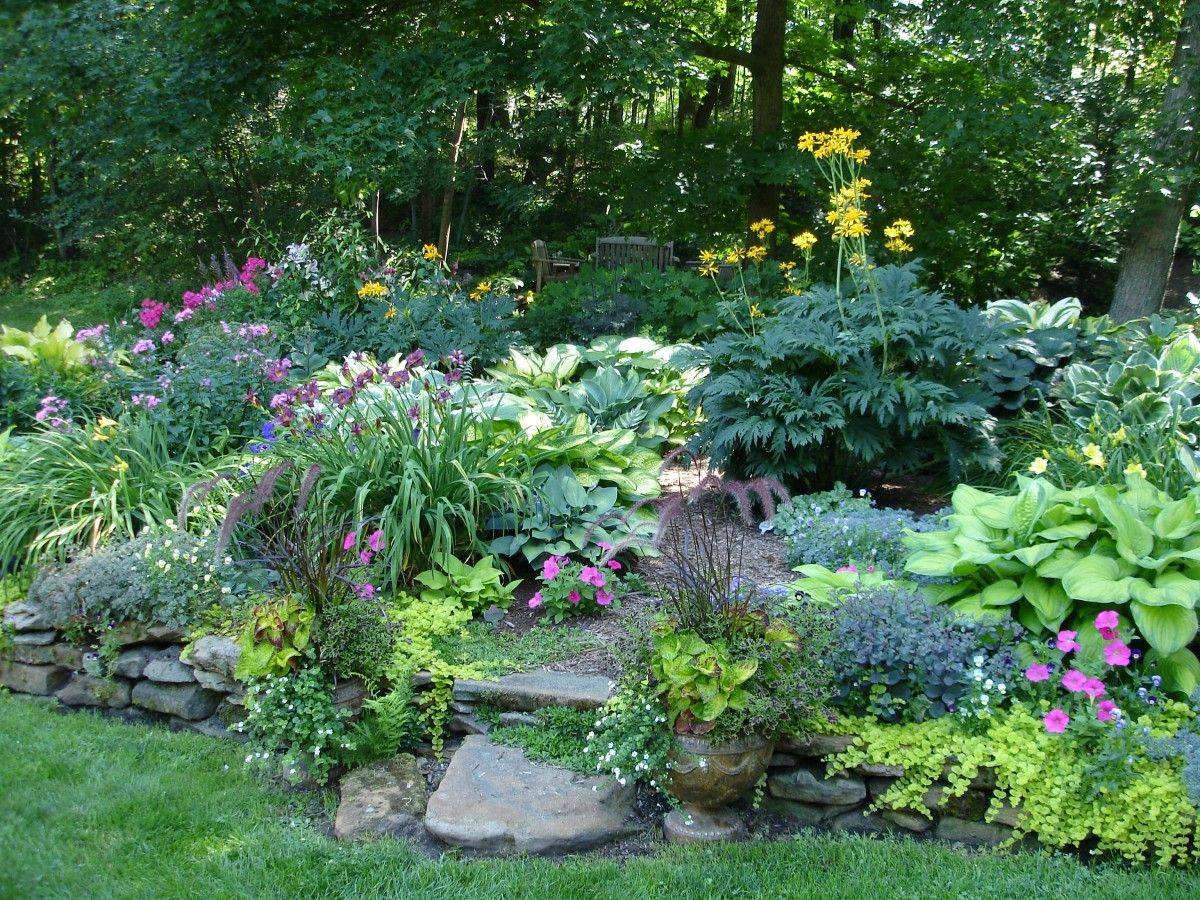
[
  {"x1": 689, "y1": 264, "x2": 999, "y2": 490},
  {"x1": 521, "y1": 265, "x2": 719, "y2": 348},
  {"x1": 979, "y1": 297, "x2": 1081, "y2": 414}
]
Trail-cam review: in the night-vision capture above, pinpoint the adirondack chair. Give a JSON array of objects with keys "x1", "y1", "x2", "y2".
[
  {"x1": 593, "y1": 236, "x2": 674, "y2": 272},
  {"x1": 530, "y1": 240, "x2": 582, "y2": 291}
]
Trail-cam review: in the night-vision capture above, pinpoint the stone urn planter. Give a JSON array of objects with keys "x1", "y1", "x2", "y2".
[{"x1": 663, "y1": 732, "x2": 774, "y2": 843}]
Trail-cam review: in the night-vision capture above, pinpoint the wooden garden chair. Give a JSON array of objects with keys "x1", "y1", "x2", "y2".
[{"x1": 531, "y1": 240, "x2": 582, "y2": 291}]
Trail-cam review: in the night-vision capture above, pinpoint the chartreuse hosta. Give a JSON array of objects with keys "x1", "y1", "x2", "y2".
[{"x1": 905, "y1": 475, "x2": 1200, "y2": 693}]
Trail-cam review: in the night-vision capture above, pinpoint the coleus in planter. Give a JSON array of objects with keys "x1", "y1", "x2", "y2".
[{"x1": 905, "y1": 474, "x2": 1200, "y2": 694}]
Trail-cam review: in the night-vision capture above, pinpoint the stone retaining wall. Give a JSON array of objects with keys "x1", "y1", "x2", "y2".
[{"x1": 4, "y1": 599, "x2": 1015, "y2": 852}]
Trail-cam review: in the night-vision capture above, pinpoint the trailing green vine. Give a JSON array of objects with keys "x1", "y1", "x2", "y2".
[{"x1": 826, "y1": 704, "x2": 1199, "y2": 866}]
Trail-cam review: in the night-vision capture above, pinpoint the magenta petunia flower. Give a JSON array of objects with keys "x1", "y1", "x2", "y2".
[
  {"x1": 1025, "y1": 663, "x2": 1051, "y2": 683},
  {"x1": 835, "y1": 564, "x2": 857, "y2": 574},
  {"x1": 1061, "y1": 668, "x2": 1088, "y2": 693},
  {"x1": 359, "y1": 550, "x2": 373, "y2": 566},
  {"x1": 367, "y1": 529, "x2": 384, "y2": 552},
  {"x1": 568, "y1": 590, "x2": 581, "y2": 604},
  {"x1": 528, "y1": 591, "x2": 543, "y2": 609},
  {"x1": 1096, "y1": 699, "x2": 1117, "y2": 722},
  {"x1": 579, "y1": 566, "x2": 606, "y2": 588},
  {"x1": 541, "y1": 556, "x2": 562, "y2": 581},
  {"x1": 1055, "y1": 630, "x2": 1081, "y2": 653},
  {"x1": 1043, "y1": 708, "x2": 1069, "y2": 733},
  {"x1": 352, "y1": 583, "x2": 375, "y2": 599},
  {"x1": 595, "y1": 589, "x2": 613, "y2": 606},
  {"x1": 1094, "y1": 610, "x2": 1119, "y2": 631},
  {"x1": 1104, "y1": 640, "x2": 1131, "y2": 667},
  {"x1": 342, "y1": 531, "x2": 357, "y2": 551},
  {"x1": 606, "y1": 559, "x2": 622, "y2": 571},
  {"x1": 1082, "y1": 678, "x2": 1106, "y2": 699}
]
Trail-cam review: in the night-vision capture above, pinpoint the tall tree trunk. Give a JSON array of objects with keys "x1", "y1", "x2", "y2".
[
  {"x1": 1110, "y1": 0, "x2": 1200, "y2": 321},
  {"x1": 747, "y1": 0, "x2": 787, "y2": 226},
  {"x1": 436, "y1": 101, "x2": 469, "y2": 259},
  {"x1": 476, "y1": 91, "x2": 497, "y2": 183}
]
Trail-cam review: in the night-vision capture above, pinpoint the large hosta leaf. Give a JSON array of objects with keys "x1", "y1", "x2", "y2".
[
  {"x1": 980, "y1": 579, "x2": 1021, "y2": 606},
  {"x1": 1130, "y1": 602, "x2": 1198, "y2": 655},
  {"x1": 1061, "y1": 555, "x2": 1131, "y2": 605},
  {"x1": 1128, "y1": 571, "x2": 1200, "y2": 608},
  {"x1": 1020, "y1": 574, "x2": 1071, "y2": 630},
  {"x1": 1095, "y1": 493, "x2": 1154, "y2": 562},
  {"x1": 1145, "y1": 647, "x2": 1200, "y2": 696}
]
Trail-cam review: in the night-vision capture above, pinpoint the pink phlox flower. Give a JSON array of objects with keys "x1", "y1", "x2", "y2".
[
  {"x1": 352, "y1": 583, "x2": 375, "y2": 599},
  {"x1": 359, "y1": 550, "x2": 373, "y2": 566},
  {"x1": 568, "y1": 590, "x2": 581, "y2": 604},
  {"x1": 131, "y1": 338, "x2": 155, "y2": 354}
]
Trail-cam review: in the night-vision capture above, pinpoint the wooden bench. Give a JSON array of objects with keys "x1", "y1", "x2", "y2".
[
  {"x1": 531, "y1": 240, "x2": 582, "y2": 291},
  {"x1": 593, "y1": 236, "x2": 674, "y2": 272}
]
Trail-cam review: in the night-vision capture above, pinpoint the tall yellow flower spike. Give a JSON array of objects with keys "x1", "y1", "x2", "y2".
[{"x1": 422, "y1": 243, "x2": 441, "y2": 261}]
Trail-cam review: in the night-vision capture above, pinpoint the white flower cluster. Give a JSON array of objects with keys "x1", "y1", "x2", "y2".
[{"x1": 958, "y1": 654, "x2": 1006, "y2": 721}]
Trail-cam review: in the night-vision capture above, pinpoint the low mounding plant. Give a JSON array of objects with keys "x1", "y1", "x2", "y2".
[
  {"x1": 769, "y1": 484, "x2": 944, "y2": 576},
  {"x1": 905, "y1": 474, "x2": 1200, "y2": 692},
  {"x1": 827, "y1": 586, "x2": 1023, "y2": 723},
  {"x1": 527, "y1": 547, "x2": 628, "y2": 624},
  {"x1": 689, "y1": 263, "x2": 999, "y2": 490},
  {"x1": 979, "y1": 297, "x2": 1081, "y2": 414},
  {"x1": 0, "y1": 414, "x2": 232, "y2": 569}
]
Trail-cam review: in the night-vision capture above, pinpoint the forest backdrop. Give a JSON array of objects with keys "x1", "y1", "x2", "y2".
[{"x1": 1, "y1": 0, "x2": 1197, "y2": 316}]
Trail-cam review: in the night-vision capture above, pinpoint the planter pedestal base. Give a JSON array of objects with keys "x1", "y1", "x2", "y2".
[{"x1": 663, "y1": 804, "x2": 747, "y2": 844}]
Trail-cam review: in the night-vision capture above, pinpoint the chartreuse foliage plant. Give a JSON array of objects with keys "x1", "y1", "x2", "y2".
[
  {"x1": 413, "y1": 554, "x2": 518, "y2": 614},
  {"x1": 235, "y1": 594, "x2": 314, "y2": 679},
  {"x1": 906, "y1": 475, "x2": 1200, "y2": 691},
  {"x1": 826, "y1": 705, "x2": 1199, "y2": 866},
  {"x1": 0, "y1": 316, "x2": 94, "y2": 370}
]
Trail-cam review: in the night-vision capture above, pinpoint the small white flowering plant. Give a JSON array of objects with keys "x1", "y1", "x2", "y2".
[
  {"x1": 141, "y1": 521, "x2": 239, "y2": 622},
  {"x1": 585, "y1": 681, "x2": 676, "y2": 797},
  {"x1": 236, "y1": 655, "x2": 355, "y2": 784}
]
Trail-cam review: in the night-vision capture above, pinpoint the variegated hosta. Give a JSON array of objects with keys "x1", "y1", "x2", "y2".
[{"x1": 905, "y1": 475, "x2": 1200, "y2": 694}]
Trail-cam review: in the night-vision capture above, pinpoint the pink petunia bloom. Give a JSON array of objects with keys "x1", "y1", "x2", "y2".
[
  {"x1": 835, "y1": 564, "x2": 858, "y2": 574},
  {"x1": 342, "y1": 531, "x2": 357, "y2": 551},
  {"x1": 579, "y1": 566, "x2": 606, "y2": 588},
  {"x1": 359, "y1": 550, "x2": 373, "y2": 566},
  {"x1": 595, "y1": 589, "x2": 613, "y2": 606},
  {"x1": 352, "y1": 583, "x2": 375, "y2": 599},
  {"x1": 1082, "y1": 678, "x2": 1106, "y2": 699},
  {"x1": 528, "y1": 591, "x2": 543, "y2": 609},
  {"x1": 597, "y1": 541, "x2": 613, "y2": 552},
  {"x1": 1094, "y1": 610, "x2": 1119, "y2": 631},
  {"x1": 1025, "y1": 663, "x2": 1051, "y2": 683},
  {"x1": 367, "y1": 529, "x2": 384, "y2": 552},
  {"x1": 541, "y1": 556, "x2": 562, "y2": 581},
  {"x1": 606, "y1": 559, "x2": 622, "y2": 571},
  {"x1": 1043, "y1": 708, "x2": 1069, "y2": 733},
  {"x1": 1104, "y1": 640, "x2": 1131, "y2": 667},
  {"x1": 1055, "y1": 630, "x2": 1081, "y2": 653},
  {"x1": 1061, "y1": 669, "x2": 1089, "y2": 693},
  {"x1": 568, "y1": 590, "x2": 581, "y2": 604},
  {"x1": 1096, "y1": 699, "x2": 1117, "y2": 722},
  {"x1": 1098, "y1": 626, "x2": 1119, "y2": 641}
]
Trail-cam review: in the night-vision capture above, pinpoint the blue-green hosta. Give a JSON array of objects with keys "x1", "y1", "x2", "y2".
[{"x1": 905, "y1": 475, "x2": 1200, "y2": 692}]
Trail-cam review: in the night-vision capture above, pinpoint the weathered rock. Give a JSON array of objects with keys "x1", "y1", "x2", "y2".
[
  {"x1": 761, "y1": 796, "x2": 857, "y2": 828},
  {"x1": 922, "y1": 786, "x2": 990, "y2": 821},
  {"x1": 147, "y1": 624, "x2": 186, "y2": 643},
  {"x1": 55, "y1": 673, "x2": 131, "y2": 709},
  {"x1": 424, "y1": 735, "x2": 635, "y2": 854},
  {"x1": 991, "y1": 804, "x2": 1022, "y2": 828},
  {"x1": 334, "y1": 756, "x2": 428, "y2": 841},
  {"x1": 113, "y1": 647, "x2": 154, "y2": 679},
  {"x1": 184, "y1": 635, "x2": 241, "y2": 678},
  {"x1": 452, "y1": 670, "x2": 614, "y2": 712},
  {"x1": 52, "y1": 643, "x2": 84, "y2": 670},
  {"x1": 881, "y1": 808, "x2": 935, "y2": 833},
  {"x1": 190, "y1": 700, "x2": 248, "y2": 741},
  {"x1": 768, "y1": 766, "x2": 867, "y2": 806},
  {"x1": 131, "y1": 681, "x2": 221, "y2": 720},
  {"x1": 497, "y1": 711, "x2": 540, "y2": 727},
  {"x1": 935, "y1": 816, "x2": 1012, "y2": 847},
  {"x1": 855, "y1": 762, "x2": 905, "y2": 778},
  {"x1": 7, "y1": 643, "x2": 56, "y2": 665},
  {"x1": 3, "y1": 600, "x2": 53, "y2": 632},
  {"x1": 777, "y1": 733, "x2": 857, "y2": 756},
  {"x1": 109, "y1": 622, "x2": 151, "y2": 646},
  {"x1": 0, "y1": 661, "x2": 69, "y2": 695},
  {"x1": 143, "y1": 647, "x2": 196, "y2": 683},
  {"x1": 868, "y1": 776, "x2": 899, "y2": 799},
  {"x1": 451, "y1": 701, "x2": 475, "y2": 714},
  {"x1": 193, "y1": 667, "x2": 239, "y2": 693},
  {"x1": 769, "y1": 752, "x2": 799, "y2": 768},
  {"x1": 449, "y1": 712, "x2": 490, "y2": 735},
  {"x1": 12, "y1": 630, "x2": 56, "y2": 646},
  {"x1": 333, "y1": 678, "x2": 367, "y2": 713},
  {"x1": 830, "y1": 808, "x2": 900, "y2": 837}
]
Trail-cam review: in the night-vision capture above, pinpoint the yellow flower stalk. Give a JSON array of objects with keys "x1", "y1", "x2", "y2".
[
  {"x1": 357, "y1": 281, "x2": 388, "y2": 300},
  {"x1": 422, "y1": 243, "x2": 441, "y2": 261}
]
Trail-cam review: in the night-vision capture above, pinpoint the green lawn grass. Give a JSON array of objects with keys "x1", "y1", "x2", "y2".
[
  {"x1": 0, "y1": 271, "x2": 163, "y2": 331},
  {"x1": 1, "y1": 696, "x2": 1196, "y2": 899}
]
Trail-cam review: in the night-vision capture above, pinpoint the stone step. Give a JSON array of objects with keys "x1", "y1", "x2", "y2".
[
  {"x1": 423, "y1": 735, "x2": 635, "y2": 855},
  {"x1": 450, "y1": 670, "x2": 614, "y2": 712}
]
